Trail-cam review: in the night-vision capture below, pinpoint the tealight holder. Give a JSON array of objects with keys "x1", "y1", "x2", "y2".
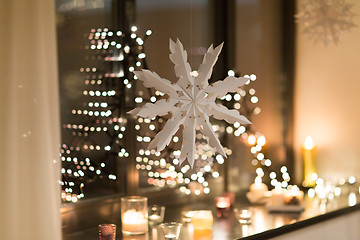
[
  {"x1": 234, "y1": 208, "x2": 252, "y2": 225},
  {"x1": 158, "y1": 222, "x2": 182, "y2": 240},
  {"x1": 215, "y1": 196, "x2": 231, "y2": 218},
  {"x1": 181, "y1": 210, "x2": 193, "y2": 223},
  {"x1": 148, "y1": 205, "x2": 166, "y2": 226},
  {"x1": 98, "y1": 224, "x2": 116, "y2": 240},
  {"x1": 121, "y1": 196, "x2": 148, "y2": 235}
]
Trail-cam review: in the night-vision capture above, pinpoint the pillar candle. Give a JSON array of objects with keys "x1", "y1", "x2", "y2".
[
  {"x1": 249, "y1": 177, "x2": 268, "y2": 199},
  {"x1": 122, "y1": 210, "x2": 148, "y2": 234},
  {"x1": 302, "y1": 136, "x2": 317, "y2": 187}
]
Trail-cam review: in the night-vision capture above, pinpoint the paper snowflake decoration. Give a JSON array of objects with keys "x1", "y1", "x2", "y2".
[
  {"x1": 296, "y1": 0, "x2": 357, "y2": 46},
  {"x1": 128, "y1": 39, "x2": 251, "y2": 167}
]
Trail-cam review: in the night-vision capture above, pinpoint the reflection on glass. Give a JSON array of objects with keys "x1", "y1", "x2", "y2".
[
  {"x1": 273, "y1": 215, "x2": 285, "y2": 228},
  {"x1": 319, "y1": 200, "x2": 327, "y2": 214},
  {"x1": 348, "y1": 192, "x2": 357, "y2": 206},
  {"x1": 123, "y1": 233, "x2": 149, "y2": 240},
  {"x1": 241, "y1": 224, "x2": 251, "y2": 237},
  {"x1": 252, "y1": 209, "x2": 267, "y2": 233},
  {"x1": 193, "y1": 229, "x2": 212, "y2": 240}
]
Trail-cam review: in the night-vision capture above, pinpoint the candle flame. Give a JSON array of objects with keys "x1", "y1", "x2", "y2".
[{"x1": 304, "y1": 136, "x2": 314, "y2": 150}]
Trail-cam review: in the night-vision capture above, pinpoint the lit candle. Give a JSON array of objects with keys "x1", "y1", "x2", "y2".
[
  {"x1": 148, "y1": 214, "x2": 162, "y2": 226},
  {"x1": 148, "y1": 205, "x2": 165, "y2": 226},
  {"x1": 149, "y1": 214, "x2": 161, "y2": 221},
  {"x1": 249, "y1": 177, "x2": 268, "y2": 200},
  {"x1": 302, "y1": 136, "x2": 317, "y2": 187},
  {"x1": 216, "y1": 201, "x2": 230, "y2": 208},
  {"x1": 190, "y1": 210, "x2": 213, "y2": 230},
  {"x1": 122, "y1": 209, "x2": 148, "y2": 234},
  {"x1": 215, "y1": 196, "x2": 231, "y2": 218},
  {"x1": 164, "y1": 233, "x2": 177, "y2": 240},
  {"x1": 234, "y1": 208, "x2": 252, "y2": 224}
]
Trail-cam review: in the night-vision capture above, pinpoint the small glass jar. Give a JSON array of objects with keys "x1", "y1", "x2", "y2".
[
  {"x1": 158, "y1": 222, "x2": 182, "y2": 240},
  {"x1": 121, "y1": 196, "x2": 148, "y2": 235},
  {"x1": 148, "y1": 205, "x2": 165, "y2": 226},
  {"x1": 215, "y1": 196, "x2": 231, "y2": 218},
  {"x1": 98, "y1": 224, "x2": 116, "y2": 240}
]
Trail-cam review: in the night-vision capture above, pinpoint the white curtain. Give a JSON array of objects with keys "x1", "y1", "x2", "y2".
[{"x1": 0, "y1": 0, "x2": 61, "y2": 239}]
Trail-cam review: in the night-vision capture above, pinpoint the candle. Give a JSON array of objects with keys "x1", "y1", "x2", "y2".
[
  {"x1": 190, "y1": 210, "x2": 213, "y2": 230},
  {"x1": 216, "y1": 201, "x2": 230, "y2": 208},
  {"x1": 158, "y1": 222, "x2": 182, "y2": 240},
  {"x1": 164, "y1": 233, "x2": 177, "y2": 240},
  {"x1": 302, "y1": 136, "x2": 317, "y2": 187},
  {"x1": 122, "y1": 209, "x2": 148, "y2": 234},
  {"x1": 234, "y1": 208, "x2": 252, "y2": 224},
  {"x1": 215, "y1": 196, "x2": 231, "y2": 218},
  {"x1": 148, "y1": 205, "x2": 165, "y2": 226},
  {"x1": 193, "y1": 229, "x2": 212, "y2": 239},
  {"x1": 269, "y1": 184, "x2": 285, "y2": 206},
  {"x1": 148, "y1": 214, "x2": 162, "y2": 226},
  {"x1": 249, "y1": 177, "x2": 268, "y2": 200},
  {"x1": 149, "y1": 214, "x2": 161, "y2": 221}
]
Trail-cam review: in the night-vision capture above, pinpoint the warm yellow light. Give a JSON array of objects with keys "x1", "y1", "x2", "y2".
[
  {"x1": 302, "y1": 136, "x2": 316, "y2": 187},
  {"x1": 304, "y1": 136, "x2": 314, "y2": 150},
  {"x1": 257, "y1": 135, "x2": 266, "y2": 146},
  {"x1": 247, "y1": 134, "x2": 256, "y2": 145}
]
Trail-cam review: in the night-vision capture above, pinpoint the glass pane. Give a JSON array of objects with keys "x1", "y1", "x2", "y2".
[
  {"x1": 228, "y1": 0, "x2": 288, "y2": 191},
  {"x1": 56, "y1": 0, "x2": 123, "y2": 202}
]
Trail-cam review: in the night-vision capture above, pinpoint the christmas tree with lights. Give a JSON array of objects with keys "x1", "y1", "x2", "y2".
[{"x1": 61, "y1": 26, "x2": 150, "y2": 202}]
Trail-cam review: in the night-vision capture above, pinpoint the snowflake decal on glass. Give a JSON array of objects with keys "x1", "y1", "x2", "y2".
[
  {"x1": 296, "y1": 0, "x2": 357, "y2": 46},
  {"x1": 128, "y1": 39, "x2": 251, "y2": 167}
]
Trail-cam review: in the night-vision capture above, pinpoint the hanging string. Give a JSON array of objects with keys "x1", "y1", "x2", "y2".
[{"x1": 190, "y1": 0, "x2": 193, "y2": 67}]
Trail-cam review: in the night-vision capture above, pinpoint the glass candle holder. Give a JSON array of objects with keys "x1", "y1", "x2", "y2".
[
  {"x1": 181, "y1": 210, "x2": 193, "y2": 223},
  {"x1": 215, "y1": 196, "x2": 231, "y2": 218},
  {"x1": 148, "y1": 205, "x2": 165, "y2": 226},
  {"x1": 98, "y1": 224, "x2": 116, "y2": 240},
  {"x1": 158, "y1": 222, "x2": 182, "y2": 240},
  {"x1": 121, "y1": 196, "x2": 148, "y2": 235},
  {"x1": 190, "y1": 210, "x2": 213, "y2": 230},
  {"x1": 234, "y1": 208, "x2": 252, "y2": 225}
]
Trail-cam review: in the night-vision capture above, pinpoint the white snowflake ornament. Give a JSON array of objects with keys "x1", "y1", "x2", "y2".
[
  {"x1": 128, "y1": 39, "x2": 251, "y2": 167},
  {"x1": 296, "y1": 0, "x2": 357, "y2": 46}
]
